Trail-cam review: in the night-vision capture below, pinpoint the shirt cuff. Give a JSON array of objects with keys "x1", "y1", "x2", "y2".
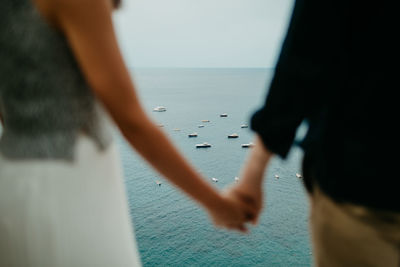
[{"x1": 251, "y1": 108, "x2": 296, "y2": 159}]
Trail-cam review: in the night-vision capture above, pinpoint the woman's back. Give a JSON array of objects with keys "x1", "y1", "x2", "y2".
[{"x1": 0, "y1": 0, "x2": 111, "y2": 160}]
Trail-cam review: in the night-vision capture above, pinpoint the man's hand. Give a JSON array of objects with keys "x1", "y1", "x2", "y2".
[
  {"x1": 206, "y1": 191, "x2": 257, "y2": 233},
  {"x1": 224, "y1": 181, "x2": 263, "y2": 225}
]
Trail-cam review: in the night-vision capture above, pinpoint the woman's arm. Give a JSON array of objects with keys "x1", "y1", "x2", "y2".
[{"x1": 42, "y1": 0, "x2": 253, "y2": 230}]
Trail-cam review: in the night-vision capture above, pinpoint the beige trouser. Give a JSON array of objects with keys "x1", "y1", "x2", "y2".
[{"x1": 310, "y1": 187, "x2": 400, "y2": 267}]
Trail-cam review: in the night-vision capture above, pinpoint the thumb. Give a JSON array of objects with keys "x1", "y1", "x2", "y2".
[
  {"x1": 235, "y1": 191, "x2": 258, "y2": 212},
  {"x1": 251, "y1": 212, "x2": 260, "y2": 225},
  {"x1": 235, "y1": 192, "x2": 262, "y2": 225}
]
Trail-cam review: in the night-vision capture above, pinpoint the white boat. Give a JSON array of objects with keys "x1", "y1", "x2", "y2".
[
  {"x1": 274, "y1": 174, "x2": 279, "y2": 179},
  {"x1": 241, "y1": 142, "x2": 254, "y2": 148},
  {"x1": 196, "y1": 142, "x2": 211, "y2": 148},
  {"x1": 220, "y1": 113, "x2": 228, "y2": 117},
  {"x1": 153, "y1": 106, "x2": 167, "y2": 112},
  {"x1": 157, "y1": 124, "x2": 164, "y2": 127},
  {"x1": 201, "y1": 120, "x2": 210, "y2": 122},
  {"x1": 296, "y1": 173, "x2": 303, "y2": 178},
  {"x1": 188, "y1": 133, "x2": 198, "y2": 137},
  {"x1": 173, "y1": 128, "x2": 181, "y2": 131},
  {"x1": 156, "y1": 180, "x2": 162, "y2": 186},
  {"x1": 228, "y1": 133, "x2": 239, "y2": 138},
  {"x1": 240, "y1": 124, "x2": 249, "y2": 128},
  {"x1": 198, "y1": 125, "x2": 205, "y2": 128},
  {"x1": 234, "y1": 177, "x2": 239, "y2": 182},
  {"x1": 211, "y1": 177, "x2": 218, "y2": 182}
]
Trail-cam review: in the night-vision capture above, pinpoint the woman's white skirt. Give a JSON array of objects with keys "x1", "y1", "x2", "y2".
[{"x1": 0, "y1": 135, "x2": 142, "y2": 267}]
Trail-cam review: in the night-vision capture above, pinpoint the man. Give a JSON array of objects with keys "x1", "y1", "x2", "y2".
[{"x1": 226, "y1": 1, "x2": 400, "y2": 266}]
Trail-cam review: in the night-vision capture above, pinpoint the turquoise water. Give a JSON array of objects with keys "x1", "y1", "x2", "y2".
[{"x1": 117, "y1": 68, "x2": 312, "y2": 266}]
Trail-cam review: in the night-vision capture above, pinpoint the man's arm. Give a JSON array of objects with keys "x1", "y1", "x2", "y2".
[{"x1": 225, "y1": 135, "x2": 273, "y2": 224}]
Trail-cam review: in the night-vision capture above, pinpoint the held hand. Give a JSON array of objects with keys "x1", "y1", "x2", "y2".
[
  {"x1": 206, "y1": 191, "x2": 257, "y2": 233},
  {"x1": 204, "y1": 136, "x2": 271, "y2": 233},
  {"x1": 224, "y1": 181, "x2": 263, "y2": 225},
  {"x1": 223, "y1": 135, "x2": 271, "y2": 225}
]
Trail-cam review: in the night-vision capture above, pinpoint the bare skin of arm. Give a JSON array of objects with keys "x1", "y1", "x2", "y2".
[
  {"x1": 34, "y1": 0, "x2": 255, "y2": 231},
  {"x1": 225, "y1": 135, "x2": 273, "y2": 224}
]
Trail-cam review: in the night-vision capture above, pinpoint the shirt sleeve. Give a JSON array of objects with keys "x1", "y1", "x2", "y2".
[
  {"x1": 251, "y1": 70, "x2": 308, "y2": 159},
  {"x1": 251, "y1": 0, "x2": 327, "y2": 158}
]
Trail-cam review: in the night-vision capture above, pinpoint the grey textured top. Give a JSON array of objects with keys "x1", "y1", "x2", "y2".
[{"x1": 0, "y1": 0, "x2": 112, "y2": 160}]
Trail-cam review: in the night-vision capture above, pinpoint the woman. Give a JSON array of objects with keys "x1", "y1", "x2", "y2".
[{"x1": 0, "y1": 0, "x2": 254, "y2": 266}]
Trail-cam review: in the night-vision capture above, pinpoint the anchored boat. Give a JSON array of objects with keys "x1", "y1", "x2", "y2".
[
  {"x1": 228, "y1": 133, "x2": 239, "y2": 138},
  {"x1": 153, "y1": 106, "x2": 166, "y2": 112},
  {"x1": 196, "y1": 142, "x2": 211, "y2": 148},
  {"x1": 241, "y1": 142, "x2": 254, "y2": 148}
]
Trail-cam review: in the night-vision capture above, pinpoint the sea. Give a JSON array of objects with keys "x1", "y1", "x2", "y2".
[{"x1": 117, "y1": 68, "x2": 312, "y2": 267}]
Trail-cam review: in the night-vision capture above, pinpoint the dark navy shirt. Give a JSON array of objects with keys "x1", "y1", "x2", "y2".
[{"x1": 251, "y1": 0, "x2": 399, "y2": 212}]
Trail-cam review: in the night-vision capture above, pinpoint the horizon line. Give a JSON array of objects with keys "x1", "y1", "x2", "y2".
[{"x1": 128, "y1": 66, "x2": 276, "y2": 70}]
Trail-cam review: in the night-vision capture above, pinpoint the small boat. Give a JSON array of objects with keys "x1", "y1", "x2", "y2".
[
  {"x1": 228, "y1": 133, "x2": 239, "y2": 138},
  {"x1": 173, "y1": 128, "x2": 181, "y2": 131},
  {"x1": 198, "y1": 125, "x2": 205, "y2": 128},
  {"x1": 211, "y1": 177, "x2": 218, "y2": 182},
  {"x1": 274, "y1": 174, "x2": 279, "y2": 179},
  {"x1": 241, "y1": 142, "x2": 254, "y2": 148},
  {"x1": 153, "y1": 106, "x2": 167, "y2": 112},
  {"x1": 196, "y1": 142, "x2": 211, "y2": 148},
  {"x1": 157, "y1": 124, "x2": 164, "y2": 127},
  {"x1": 201, "y1": 120, "x2": 210, "y2": 122},
  {"x1": 220, "y1": 113, "x2": 228, "y2": 117},
  {"x1": 240, "y1": 124, "x2": 249, "y2": 128},
  {"x1": 156, "y1": 180, "x2": 162, "y2": 186},
  {"x1": 296, "y1": 173, "x2": 303, "y2": 178},
  {"x1": 188, "y1": 133, "x2": 198, "y2": 137},
  {"x1": 234, "y1": 177, "x2": 239, "y2": 182}
]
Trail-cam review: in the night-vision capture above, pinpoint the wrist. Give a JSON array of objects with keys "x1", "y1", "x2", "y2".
[
  {"x1": 238, "y1": 175, "x2": 263, "y2": 192},
  {"x1": 253, "y1": 135, "x2": 273, "y2": 164},
  {"x1": 200, "y1": 188, "x2": 224, "y2": 212}
]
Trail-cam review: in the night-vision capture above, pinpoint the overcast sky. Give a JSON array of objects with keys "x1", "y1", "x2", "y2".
[{"x1": 113, "y1": 0, "x2": 294, "y2": 68}]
